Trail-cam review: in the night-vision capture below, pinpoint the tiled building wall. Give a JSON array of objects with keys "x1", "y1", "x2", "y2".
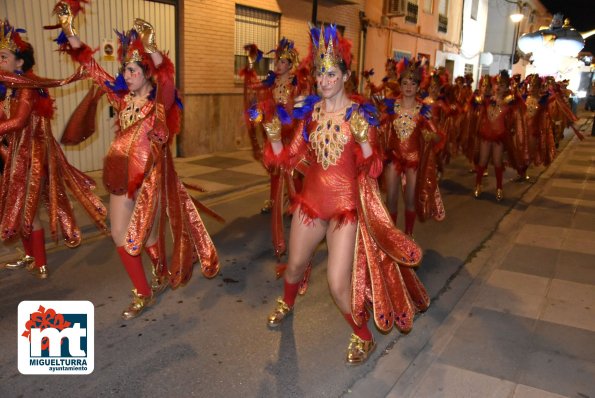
[{"x1": 178, "y1": 0, "x2": 363, "y2": 156}]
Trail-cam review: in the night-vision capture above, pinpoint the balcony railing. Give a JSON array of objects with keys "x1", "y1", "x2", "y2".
[{"x1": 405, "y1": 2, "x2": 418, "y2": 24}]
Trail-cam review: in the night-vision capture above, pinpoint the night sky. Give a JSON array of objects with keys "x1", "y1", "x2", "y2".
[{"x1": 538, "y1": 0, "x2": 595, "y2": 54}]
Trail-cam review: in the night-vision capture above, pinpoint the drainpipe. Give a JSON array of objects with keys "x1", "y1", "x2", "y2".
[{"x1": 358, "y1": 11, "x2": 367, "y2": 93}]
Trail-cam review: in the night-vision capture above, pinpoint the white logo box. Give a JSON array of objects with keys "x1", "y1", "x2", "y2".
[{"x1": 18, "y1": 301, "x2": 94, "y2": 375}]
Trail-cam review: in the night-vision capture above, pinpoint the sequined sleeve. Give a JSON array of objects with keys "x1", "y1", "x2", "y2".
[
  {"x1": 65, "y1": 44, "x2": 123, "y2": 111},
  {"x1": 0, "y1": 89, "x2": 34, "y2": 136}
]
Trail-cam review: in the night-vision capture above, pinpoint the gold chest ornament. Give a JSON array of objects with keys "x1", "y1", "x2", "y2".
[
  {"x1": 273, "y1": 75, "x2": 293, "y2": 105},
  {"x1": 525, "y1": 96, "x2": 539, "y2": 119},
  {"x1": 487, "y1": 101, "x2": 504, "y2": 121},
  {"x1": 309, "y1": 104, "x2": 350, "y2": 170},
  {"x1": 2, "y1": 88, "x2": 13, "y2": 118},
  {"x1": 393, "y1": 101, "x2": 421, "y2": 141},
  {"x1": 119, "y1": 92, "x2": 151, "y2": 130}
]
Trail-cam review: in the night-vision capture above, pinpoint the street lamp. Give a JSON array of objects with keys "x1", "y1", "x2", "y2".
[{"x1": 505, "y1": 0, "x2": 526, "y2": 70}]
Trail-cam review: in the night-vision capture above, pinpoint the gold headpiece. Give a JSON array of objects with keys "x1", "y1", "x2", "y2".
[
  {"x1": 274, "y1": 38, "x2": 299, "y2": 67},
  {"x1": 0, "y1": 20, "x2": 20, "y2": 53},
  {"x1": 125, "y1": 48, "x2": 144, "y2": 65},
  {"x1": 313, "y1": 25, "x2": 343, "y2": 73}
]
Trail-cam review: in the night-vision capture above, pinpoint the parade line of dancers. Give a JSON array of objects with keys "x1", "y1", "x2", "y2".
[{"x1": 0, "y1": 0, "x2": 585, "y2": 365}]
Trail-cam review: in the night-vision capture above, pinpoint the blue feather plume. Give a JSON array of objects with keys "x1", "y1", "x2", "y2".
[
  {"x1": 104, "y1": 74, "x2": 128, "y2": 93},
  {"x1": 54, "y1": 31, "x2": 68, "y2": 46},
  {"x1": 263, "y1": 71, "x2": 276, "y2": 87},
  {"x1": 383, "y1": 98, "x2": 396, "y2": 115},
  {"x1": 276, "y1": 104, "x2": 292, "y2": 125},
  {"x1": 293, "y1": 95, "x2": 320, "y2": 120}
]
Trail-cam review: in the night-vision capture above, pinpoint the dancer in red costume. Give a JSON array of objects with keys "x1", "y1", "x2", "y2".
[
  {"x1": 242, "y1": 38, "x2": 310, "y2": 257},
  {"x1": 51, "y1": 2, "x2": 219, "y2": 319},
  {"x1": 521, "y1": 74, "x2": 557, "y2": 174},
  {"x1": 264, "y1": 25, "x2": 428, "y2": 365},
  {"x1": 383, "y1": 59, "x2": 445, "y2": 236},
  {"x1": 0, "y1": 19, "x2": 107, "y2": 278},
  {"x1": 423, "y1": 67, "x2": 457, "y2": 178},
  {"x1": 472, "y1": 71, "x2": 527, "y2": 201}
]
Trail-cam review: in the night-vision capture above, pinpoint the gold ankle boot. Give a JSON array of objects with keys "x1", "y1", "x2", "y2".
[
  {"x1": 496, "y1": 188, "x2": 504, "y2": 202},
  {"x1": 4, "y1": 255, "x2": 35, "y2": 270},
  {"x1": 473, "y1": 184, "x2": 482, "y2": 198},
  {"x1": 26, "y1": 263, "x2": 49, "y2": 279},
  {"x1": 260, "y1": 200, "x2": 273, "y2": 214},
  {"x1": 267, "y1": 297, "x2": 292, "y2": 327},
  {"x1": 346, "y1": 333, "x2": 376, "y2": 365},
  {"x1": 121, "y1": 289, "x2": 155, "y2": 320},
  {"x1": 151, "y1": 272, "x2": 168, "y2": 296}
]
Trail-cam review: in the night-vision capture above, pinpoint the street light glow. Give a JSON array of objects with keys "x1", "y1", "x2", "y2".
[{"x1": 510, "y1": 13, "x2": 524, "y2": 23}]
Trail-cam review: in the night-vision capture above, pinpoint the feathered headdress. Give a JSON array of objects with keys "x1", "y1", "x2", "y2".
[
  {"x1": 115, "y1": 29, "x2": 153, "y2": 71},
  {"x1": 423, "y1": 67, "x2": 449, "y2": 91},
  {"x1": 385, "y1": 58, "x2": 397, "y2": 74},
  {"x1": 525, "y1": 73, "x2": 542, "y2": 90},
  {"x1": 309, "y1": 24, "x2": 352, "y2": 73},
  {"x1": 0, "y1": 20, "x2": 28, "y2": 54},
  {"x1": 396, "y1": 57, "x2": 426, "y2": 84},
  {"x1": 494, "y1": 70, "x2": 510, "y2": 87},
  {"x1": 269, "y1": 37, "x2": 299, "y2": 67}
]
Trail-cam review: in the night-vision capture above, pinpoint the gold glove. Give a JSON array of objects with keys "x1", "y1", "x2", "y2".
[
  {"x1": 133, "y1": 18, "x2": 158, "y2": 54},
  {"x1": 350, "y1": 110, "x2": 369, "y2": 143},
  {"x1": 54, "y1": 1, "x2": 77, "y2": 37},
  {"x1": 422, "y1": 129, "x2": 434, "y2": 142},
  {"x1": 263, "y1": 116, "x2": 282, "y2": 142}
]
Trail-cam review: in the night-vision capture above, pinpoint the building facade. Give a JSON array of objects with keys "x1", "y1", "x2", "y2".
[
  {"x1": 178, "y1": 0, "x2": 364, "y2": 156},
  {"x1": 362, "y1": 0, "x2": 464, "y2": 86}
]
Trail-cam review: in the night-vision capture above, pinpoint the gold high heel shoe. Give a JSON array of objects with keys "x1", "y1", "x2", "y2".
[
  {"x1": 267, "y1": 297, "x2": 292, "y2": 327},
  {"x1": 346, "y1": 333, "x2": 376, "y2": 365},
  {"x1": 121, "y1": 289, "x2": 155, "y2": 320},
  {"x1": 496, "y1": 188, "x2": 504, "y2": 202},
  {"x1": 4, "y1": 255, "x2": 35, "y2": 270},
  {"x1": 26, "y1": 263, "x2": 49, "y2": 279},
  {"x1": 473, "y1": 184, "x2": 482, "y2": 198},
  {"x1": 151, "y1": 266, "x2": 169, "y2": 296}
]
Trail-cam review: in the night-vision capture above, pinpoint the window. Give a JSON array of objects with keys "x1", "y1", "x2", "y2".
[
  {"x1": 464, "y1": 63, "x2": 474, "y2": 76},
  {"x1": 438, "y1": 0, "x2": 448, "y2": 33},
  {"x1": 405, "y1": 0, "x2": 419, "y2": 24},
  {"x1": 470, "y1": 0, "x2": 479, "y2": 20},
  {"x1": 423, "y1": 0, "x2": 433, "y2": 14},
  {"x1": 234, "y1": 5, "x2": 280, "y2": 78}
]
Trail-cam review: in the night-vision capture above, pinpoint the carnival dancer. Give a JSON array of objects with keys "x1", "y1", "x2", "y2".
[
  {"x1": 0, "y1": 19, "x2": 107, "y2": 278},
  {"x1": 264, "y1": 25, "x2": 428, "y2": 365},
  {"x1": 362, "y1": 59, "x2": 400, "y2": 154},
  {"x1": 472, "y1": 71, "x2": 527, "y2": 201},
  {"x1": 383, "y1": 59, "x2": 445, "y2": 236},
  {"x1": 423, "y1": 67, "x2": 457, "y2": 177},
  {"x1": 453, "y1": 74, "x2": 474, "y2": 160},
  {"x1": 545, "y1": 77, "x2": 585, "y2": 147},
  {"x1": 362, "y1": 58, "x2": 400, "y2": 105},
  {"x1": 51, "y1": 2, "x2": 219, "y2": 319},
  {"x1": 519, "y1": 74, "x2": 557, "y2": 176},
  {"x1": 242, "y1": 38, "x2": 310, "y2": 258}
]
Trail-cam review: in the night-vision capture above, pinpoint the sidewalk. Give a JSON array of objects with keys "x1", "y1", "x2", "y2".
[{"x1": 349, "y1": 113, "x2": 595, "y2": 397}]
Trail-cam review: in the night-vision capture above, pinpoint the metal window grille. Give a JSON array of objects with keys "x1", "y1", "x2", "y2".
[
  {"x1": 405, "y1": 1, "x2": 419, "y2": 24},
  {"x1": 464, "y1": 63, "x2": 474, "y2": 76},
  {"x1": 234, "y1": 5, "x2": 280, "y2": 78},
  {"x1": 438, "y1": 14, "x2": 448, "y2": 32}
]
